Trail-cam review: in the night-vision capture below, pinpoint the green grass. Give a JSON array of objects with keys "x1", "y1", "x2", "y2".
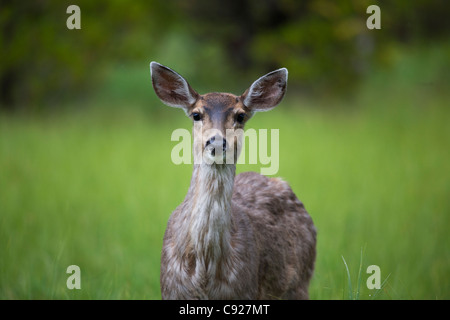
[{"x1": 1, "y1": 47, "x2": 449, "y2": 299}]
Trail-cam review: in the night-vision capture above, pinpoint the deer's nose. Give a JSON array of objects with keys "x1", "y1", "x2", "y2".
[{"x1": 205, "y1": 134, "x2": 227, "y2": 151}]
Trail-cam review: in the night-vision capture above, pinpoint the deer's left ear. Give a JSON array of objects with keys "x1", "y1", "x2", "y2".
[
  {"x1": 241, "y1": 68, "x2": 288, "y2": 112},
  {"x1": 150, "y1": 62, "x2": 199, "y2": 110}
]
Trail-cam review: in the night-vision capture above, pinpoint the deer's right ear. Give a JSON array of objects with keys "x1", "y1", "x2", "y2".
[
  {"x1": 241, "y1": 68, "x2": 288, "y2": 112},
  {"x1": 150, "y1": 62, "x2": 199, "y2": 110}
]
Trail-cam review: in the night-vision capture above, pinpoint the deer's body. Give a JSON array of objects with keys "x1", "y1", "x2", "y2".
[{"x1": 150, "y1": 63, "x2": 316, "y2": 299}]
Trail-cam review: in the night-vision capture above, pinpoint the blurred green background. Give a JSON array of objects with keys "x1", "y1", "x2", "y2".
[{"x1": 0, "y1": 0, "x2": 449, "y2": 299}]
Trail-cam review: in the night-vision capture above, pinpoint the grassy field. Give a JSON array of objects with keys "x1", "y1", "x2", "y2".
[{"x1": 1, "y1": 48, "x2": 449, "y2": 299}]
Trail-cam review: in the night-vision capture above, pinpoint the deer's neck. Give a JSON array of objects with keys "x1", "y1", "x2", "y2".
[{"x1": 182, "y1": 163, "x2": 236, "y2": 260}]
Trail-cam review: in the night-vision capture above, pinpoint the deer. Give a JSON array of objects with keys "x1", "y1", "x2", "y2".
[{"x1": 150, "y1": 62, "x2": 316, "y2": 300}]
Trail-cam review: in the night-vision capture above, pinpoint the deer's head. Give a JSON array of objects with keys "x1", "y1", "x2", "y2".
[{"x1": 150, "y1": 62, "x2": 287, "y2": 165}]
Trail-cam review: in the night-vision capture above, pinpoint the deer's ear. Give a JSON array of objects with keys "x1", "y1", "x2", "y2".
[
  {"x1": 241, "y1": 68, "x2": 288, "y2": 112},
  {"x1": 150, "y1": 62, "x2": 199, "y2": 109}
]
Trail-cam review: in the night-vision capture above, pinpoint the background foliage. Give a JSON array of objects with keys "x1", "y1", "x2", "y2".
[{"x1": 1, "y1": 0, "x2": 449, "y2": 109}]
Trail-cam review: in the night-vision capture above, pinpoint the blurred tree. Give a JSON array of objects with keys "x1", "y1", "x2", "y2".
[
  {"x1": 0, "y1": 0, "x2": 176, "y2": 111},
  {"x1": 1, "y1": 0, "x2": 449, "y2": 110},
  {"x1": 178, "y1": 0, "x2": 450, "y2": 96}
]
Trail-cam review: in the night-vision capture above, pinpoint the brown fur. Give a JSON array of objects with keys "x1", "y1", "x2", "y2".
[
  {"x1": 150, "y1": 62, "x2": 317, "y2": 300},
  {"x1": 232, "y1": 172, "x2": 316, "y2": 299}
]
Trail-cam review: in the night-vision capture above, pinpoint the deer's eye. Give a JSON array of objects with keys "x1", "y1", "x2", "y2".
[
  {"x1": 236, "y1": 113, "x2": 245, "y2": 124},
  {"x1": 192, "y1": 113, "x2": 202, "y2": 121}
]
